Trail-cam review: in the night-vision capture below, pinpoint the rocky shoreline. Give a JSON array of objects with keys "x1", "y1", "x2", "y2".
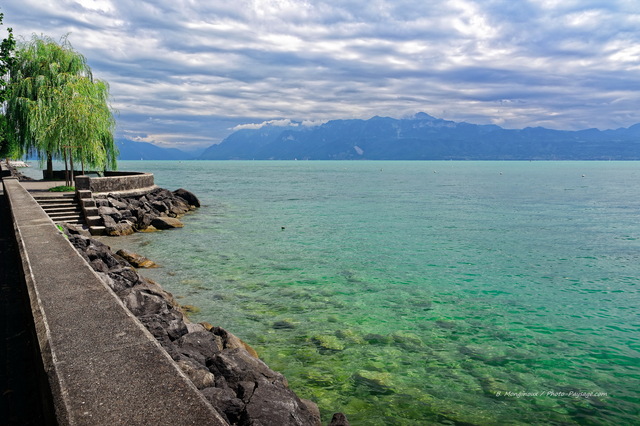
[
  {"x1": 94, "y1": 187, "x2": 200, "y2": 236},
  {"x1": 62, "y1": 188, "x2": 350, "y2": 426}
]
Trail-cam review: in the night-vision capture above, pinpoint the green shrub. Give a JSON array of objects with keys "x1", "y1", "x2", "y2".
[{"x1": 48, "y1": 185, "x2": 75, "y2": 192}]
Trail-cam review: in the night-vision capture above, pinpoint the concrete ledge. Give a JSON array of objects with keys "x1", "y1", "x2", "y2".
[
  {"x1": 76, "y1": 172, "x2": 155, "y2": 194},
  {"x1": 0, "y1": 161, "x2": 11, "y2": 177},
  {"x1": 92, "y1": 185, "x2": 159, "y2": 198},
  {"x1": 2, "y1": 177, "x2": 227, "y2": 425}
]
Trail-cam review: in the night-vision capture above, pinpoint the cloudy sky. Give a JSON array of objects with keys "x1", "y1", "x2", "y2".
[{"x1": 2, "y1": 0, "x2": 640, "y2": 150}]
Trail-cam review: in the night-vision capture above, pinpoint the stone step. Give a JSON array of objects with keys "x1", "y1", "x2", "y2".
[
  {"x1": 89, "y1": 225, "x2": 105, "y2": 236},
  {"x1": 33, "y1": 194, "x2": 75, "y2": 199},
  {"x1": 53, "y1": 217, "x2": 84, "y2": 224},
  {"x1": 34, "y1": 198, "x2": 77, "y2": 205},
  {"x1": 80, "y1": 199, "x2": 96, "y2": 208},
  {"x1": 42, "y1": 205, "x2": 81, "y2": 213},
  {"x1": 48, "y1": 212, "x2": 83, "y2": 220},
  {"x1": 83, "y1": 207, "x2": 99, "y2": 217},
  {"x1": 86, "y1": 215, "x2": 103, "y2": 226}
]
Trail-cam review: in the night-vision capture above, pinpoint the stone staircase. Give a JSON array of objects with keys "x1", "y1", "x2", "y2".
[
  {"x1": 33, "y1": 192, "x2": 104, "y2": 235},
  {"x1": 76, "y1": 190, "x2": 105, "y2": 235},
  {"x1": 33, "y1": 193, "x2": 85, "y2": 225}
]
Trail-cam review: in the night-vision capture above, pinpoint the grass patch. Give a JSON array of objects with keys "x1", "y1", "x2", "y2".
[{"x1": 48, "y1": 186, "x2": 75, "y2": 192}]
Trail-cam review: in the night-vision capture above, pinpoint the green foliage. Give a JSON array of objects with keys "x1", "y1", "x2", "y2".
[
  {"x1": 48, "y1": 185, "x2": 75, "y2": 192},
  {"x1": 0, "y1": 12, "x2": 16, "y2": 157},
  {"x1": 5, "y1": 35, "x2": 118, "y2": 170}
]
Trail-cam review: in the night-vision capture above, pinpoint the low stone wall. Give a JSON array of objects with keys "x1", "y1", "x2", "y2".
[
  {"x1": 1, "y1": 176, "x2": 227, "y2": 425},
  {"x1": 76, "y1": 171, "x2": 155, "y2": 195}
]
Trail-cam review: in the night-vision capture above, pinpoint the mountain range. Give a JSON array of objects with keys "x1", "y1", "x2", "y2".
[{"x1": 199, "y1": 113, "x2": 640, "y2": 160}]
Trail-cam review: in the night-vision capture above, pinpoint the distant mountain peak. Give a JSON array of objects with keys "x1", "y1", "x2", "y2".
[
  {"x1": 412, "y1": 112, "x2": 436, "y2": 120},
  {"x1": 116, "y1": 139, "x2": 195, "y2": 161}
]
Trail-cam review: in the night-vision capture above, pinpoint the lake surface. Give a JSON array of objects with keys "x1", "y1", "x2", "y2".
[{"x1": 108, "y1": 161, "x2": 639, "y2": 425}]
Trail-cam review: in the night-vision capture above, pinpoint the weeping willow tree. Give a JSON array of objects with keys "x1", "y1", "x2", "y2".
[
  {"x1": 5, "y1": 35, "x2": 117, "y2": 182},
  {"x1": 0, "y1": 12, "x2": 16, "y2": 157}
]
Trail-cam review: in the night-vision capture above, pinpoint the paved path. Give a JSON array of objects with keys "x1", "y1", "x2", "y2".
[{"x1": 20, "y1": 180, "x2": 69, "y2": 193}]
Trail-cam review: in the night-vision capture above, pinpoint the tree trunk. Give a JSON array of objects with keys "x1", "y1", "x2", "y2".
[
  {"x1": 45, "y1": 153, "x2": 54, "y2": 180},
  {"x1": 69, "y1": 149, "x2": 75, "y2": 187},
  {"x1": 63, "y1": 150, "x2": 69, "y2": 186}
]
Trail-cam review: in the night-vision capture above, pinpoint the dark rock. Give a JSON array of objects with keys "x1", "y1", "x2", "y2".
[
  {"x1": 200, "y1": 386, "x2": 244, "y2": 424},
  {"x1": 89, "y1": 258, "x2": 109, "y2": 273},
  {"x1": 329, "y1": 413, "x2": 350, "y2": 426},
  {"x1": 95, "y1": 272, "x2": 118, "y2": 292},
  {"x1": 151, "y1": 201, "x2": 168, "y2": 213},
  {"x1": 60, "y1": 223, "x2": 91, "y2": 237},
  {"x1": 106, "y1": 267, "x2": 142, "y2": 291},
  {"x1": 176, "y1": 331, "x2": 223, "y2": 363},
  {"x1": 240, "y1": 377, "x2": 321, "y2": 426},
  {"x1": 211, "y1": 327, "x2": 260, "y2": 359},
  {"x1": 176, "y1": 359, "x2": 215, "y2": 390},
  {"x1": 103, "y1": 252, "x2": 127, "y2": 269},
  {"x1": 102, "y1": 215, "x2": 135, "y2": 236},
  {"x1": 120, "y1": 287, "x2": 171, "y2": 317},
  {"x1": 237, "y1": 380, "x2": 256, "y2": 403},
  {"x1": 173, "y1": 188, "x2": 201, "y2": 208},
  {"x1": 102, "y1": 214, "x2": 117, "y2": 228},
  {"x1": 302, "y1": 400, "x2": 322, "y2": 425},
  {"x1": 168, "y1": 199, "x2": 191, "y2": 217},
  {"x1": 138, "y1": 309, "x2": 188, "y2": 344},
  {"x1": 132, "y1": 207, "x2": 152, "y2": 229},
  {"x1": 106, "y1": 220, "x2": 135, "y2": 236},
  {"x1": 209, "y1": 348, "x2": 320, "y2": 425},
  {"x1": 208, "y1": 348, "x2": 286, "y2": 388},
  {"x1": 151, "y1": 216, "x2": 184, "y2": 229},
  {"x1": 98, "y1": 206, "x2": 120, "y2": 217},
  {"x1": 108, "y1": 197, "x2": 128, "y2": 209}
]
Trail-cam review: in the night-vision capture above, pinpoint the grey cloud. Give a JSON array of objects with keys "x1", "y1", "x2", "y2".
[{"x1": 2, "y1": 0, "x2": 639, "y2": 148}]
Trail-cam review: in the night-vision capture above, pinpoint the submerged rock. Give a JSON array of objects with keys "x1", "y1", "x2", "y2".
[
  {"x1": 273, "y1": 320, "x2": 296, "y2": 330},
  {"x1": 116, "y1": 248, "x2": 159, "y2": 268},
  {"x1": 312, "y1": 335, "x2": 345, "y2": 352},
  {"x1": 353, "y1": 370, "x2": 395, "y2": 395},
  {"x1": 391, "y1": 331, "x2": 423, "y2": 350}
]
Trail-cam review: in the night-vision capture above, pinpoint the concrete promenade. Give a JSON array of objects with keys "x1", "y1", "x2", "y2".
[{"x1": 1, "y1": 172, "x2": 227, "y2": 425}]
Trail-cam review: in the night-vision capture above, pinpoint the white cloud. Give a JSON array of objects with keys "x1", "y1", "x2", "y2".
[{"x1": 232, "y1": 119, "x2": 299, "y2": 131}]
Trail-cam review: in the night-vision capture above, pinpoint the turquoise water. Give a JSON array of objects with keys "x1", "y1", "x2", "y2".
[{"x1": 110, "y1": 161, "x2": 639, "y2": 425}]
